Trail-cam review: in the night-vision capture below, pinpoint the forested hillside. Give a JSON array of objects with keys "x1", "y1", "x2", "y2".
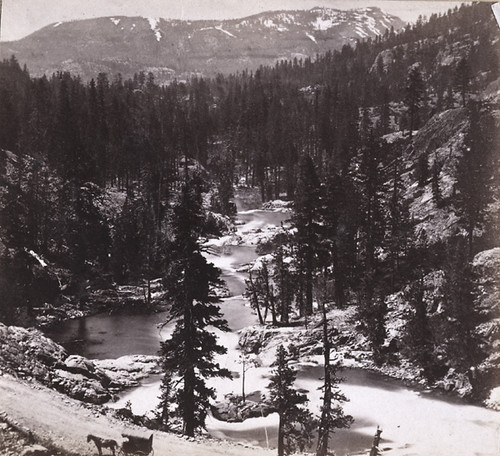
[{"x1": 0, "y1": 1, "x2": 498, "y2": 406}]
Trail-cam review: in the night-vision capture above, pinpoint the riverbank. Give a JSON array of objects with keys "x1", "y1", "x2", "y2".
[
  {"x1": 35, "y1": 278, "x2": 169, "y2": 330},
  {"x1": 0, "y1": 373, "x2": 275, "y2": 456},
  {"x1": 2, "y1": 191, "x2": 498, "y2": 456}
]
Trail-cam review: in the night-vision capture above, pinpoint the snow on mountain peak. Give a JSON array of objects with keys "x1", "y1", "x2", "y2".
[
  {"x1": 312, "y1": 15, "x2": 341, "y2": 31},
  {"x1": 262, "y1": 18, "x2": 289, "y2": 32},
  {"x1": 146, "y1": 17, "x2": 162, "y2": 42},
  {"x1": 309, "y1": 6, "x2": 341, "y2": 15}
]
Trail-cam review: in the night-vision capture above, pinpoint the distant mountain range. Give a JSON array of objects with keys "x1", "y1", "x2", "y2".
[{"x1": 0, "y1": 7, "x2": 405, "y2": 83}]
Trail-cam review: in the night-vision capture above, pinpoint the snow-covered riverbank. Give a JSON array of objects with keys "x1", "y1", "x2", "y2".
[{"x1": 108, "y1": 195, "x2": 499, "y2": 456}]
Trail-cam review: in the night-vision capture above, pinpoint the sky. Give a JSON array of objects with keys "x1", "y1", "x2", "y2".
[{"x1": 0, "y1": 0, "x2": 470, "y2": 42}]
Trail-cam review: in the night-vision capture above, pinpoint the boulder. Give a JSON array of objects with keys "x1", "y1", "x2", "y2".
[
  {"x1": 94, "y1": 355, "x2": 160, "y2": 388},
  {"x1": 434, "y1": 368, "x2": 473, "y2": 397},
  {"x1": 211, "y1": 394, "x2": 275, "y2": 422},
  {"x1": 64, "y1": 355, "x2": 96, "y2": 375},
  {"x1": 51, "y1": 369, "x2": 111, "y2": 404}
]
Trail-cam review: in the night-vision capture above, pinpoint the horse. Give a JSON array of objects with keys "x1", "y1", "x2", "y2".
[{"x1": 87, "y1": 434, "x2": 118, "y2": 456}]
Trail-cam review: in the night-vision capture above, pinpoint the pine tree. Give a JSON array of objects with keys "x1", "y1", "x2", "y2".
[
  {"x1": 244, "y1": 261, "x2": 277, "y2": 325},
  {"x1": 404, "y1": 276, "x2": 435, "y2": 381},
  {"x1": 272, "y1": 242, "x2": 295, "y2": 325},
  {"x1": 245, "y1": 269, "x2": 266, "y2": 325},
  {"x1": 357, "y1": 135, "x2": 386, "y2": 280},
  {"x1": 316, "y1": 299, "x2": 353, "y2": 456},
  {"x1": 292, "y1": 154, "x2": 322, "y2": 316},
  {"x1": 404, "y1": 66, "x2": 425, "y2": 139},
  {"x1": 321, "y1": 170, "x2": 347, "y2": 307},
  {"x1": 454, "y1": 58, "x2": 471, "y2": 107},
  {"x1": 364, "y1": 294, "x2": 388, "y2": 365},
  {"x1": 455, "y1": 101, "x2": 494, "y2": 258},
  {"x1": 441, "y1": 235, "x2": 484, "y2": 373},
  {"x1": 415, "y1": 153, "x2": 429, "y2": 188},
  {"x1": 355, "y1": 135, "x2": 387, "y2": 362},
  {"x1": 62, "y1": 182, "x2": 111, "y2": 278},
  {"x1": 386, "y1": 158, "x2": 413, "y2": 291},
  {"x1": 431, "y1": 156, "x2": 443, "y2": 208},
  {"x1": 159, "y1": 178, "x2": 231, "y2": 436},
  {"x1": 268, "y1": 345, "x2": 315, "y2": 456},
  {"x1": 157, "y1": 374, "x2": 175, "y2": 429}
]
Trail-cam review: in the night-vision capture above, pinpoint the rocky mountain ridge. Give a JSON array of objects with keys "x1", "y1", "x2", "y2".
[{"x1": 0, "y1": 7, "x2": 404, "y2": 83}]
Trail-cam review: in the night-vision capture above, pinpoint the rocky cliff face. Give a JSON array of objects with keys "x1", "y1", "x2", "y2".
[{"x1": 0, "y1": 7, "x2": 404, "y2": 83}]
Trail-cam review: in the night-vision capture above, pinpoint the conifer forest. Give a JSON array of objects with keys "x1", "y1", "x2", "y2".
[{"x1": 0, "y1": 2, "x2": 499, "y2": 456}]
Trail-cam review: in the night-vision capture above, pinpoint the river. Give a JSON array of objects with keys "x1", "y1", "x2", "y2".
[{"x1": 46, "y1": 195, "x2": 499, "y2": 456}]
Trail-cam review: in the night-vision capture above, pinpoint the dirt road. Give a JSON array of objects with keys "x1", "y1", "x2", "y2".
[{"x1": 0, "y1": 374, "x2": 273, "y2": 456}]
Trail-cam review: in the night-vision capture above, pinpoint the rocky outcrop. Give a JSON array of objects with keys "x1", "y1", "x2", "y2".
[
  {"x1": 0, "y1": 324, "x2": 66, "y2": 379},
  {"x1": 51, "y1": 369, "x2": 110, "y2": 403},
  {"x1": 473, "y1": 248, "x2": 500, "y2": 403},
  {"x1": 211, "y1": 394, "x2": 275, "y2": 422},
  {"x1": 434, "y1": 368, "x2": 473, "y2": 397},
  {"x1": 95, "y1": 355, "x2": 161, "y2": 389},
  {"x1": 0, "y1": 323, "x2": 111, "y2": 404}
]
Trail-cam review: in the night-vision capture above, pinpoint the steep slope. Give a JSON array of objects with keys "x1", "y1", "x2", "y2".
[{"x1": 0, "y1": 7, "x2": 404, "y2": 83}]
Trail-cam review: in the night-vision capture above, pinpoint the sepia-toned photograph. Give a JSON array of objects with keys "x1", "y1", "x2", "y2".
[{"x1": 0, "y1": 1, "x2": 498, "y2": 455}]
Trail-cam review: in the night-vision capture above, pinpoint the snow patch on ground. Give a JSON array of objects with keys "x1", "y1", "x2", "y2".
[
  {"x1": 215, "y1": 25, "x2": 236, "y2": 38},
  {"x1": 356, "y1": 11, "x2": 382, "y2": 35},
  {"x1": 53, "y1": 22, "x2": 63, "y2": 28},
  {"x1": 110, "y1": 18, "x2": 121, "y2": 26},
  {"x1": 305, "y1": 32, "x2": 317, "y2": 44},
  {"x1": 27, "y1": 249, "x2": 47, "y2": 267},
  {"x1": 485, "y1": 386, "x2": 500, "y2": 410},
  {"x1": 355, "y1": 26, "x2": 369, "y2": 38}
]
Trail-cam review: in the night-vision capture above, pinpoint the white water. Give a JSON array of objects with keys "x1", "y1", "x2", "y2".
[
  {"x1": 112, "y1": 198, "x2": 498, "y2": 456},
  {"x1": 50, "y1": 195, "x2": 499, "y2": 455}
]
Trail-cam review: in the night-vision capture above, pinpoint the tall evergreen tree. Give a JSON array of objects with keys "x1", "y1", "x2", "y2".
[
  {"x1": 415, "y1": 153, "x2": 429, "y2": 188},
  {"x1": 159, "y1": 178, "x2": 231, "y2": 436},
  {"x1": 403, "y1": 276, "x2": 436, "y2": 381},
  {"x1": 268, "y1": 345, "x2": 315, "y2": 456},
  {"x1": 455, "y1": 101, "x2": 494, "y2": 258},
  {"x1": 454, "y1": 58, "x2": 471, "y2": 107},
  {"x1": 272, "y1": 242, "x2": 295, "y2": 325},
  {"x1": 316, "y1": 299, "x2": 353, "y2": 456},
  {"x1": 404, "y1": 66, "x2": 425, "y2": 139},
  {"x1": 431, "y1": 155, "x2": 443, "y2": 208},
  {"x1": 386, "y1": 158, "x2": 413, "y2": 291},
  {"x1": 441, "y1": 235, "x2": 484, "y2": 373},
  {"x1": 292, "y1": 154, "x2": 322, "y2": 316}
]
